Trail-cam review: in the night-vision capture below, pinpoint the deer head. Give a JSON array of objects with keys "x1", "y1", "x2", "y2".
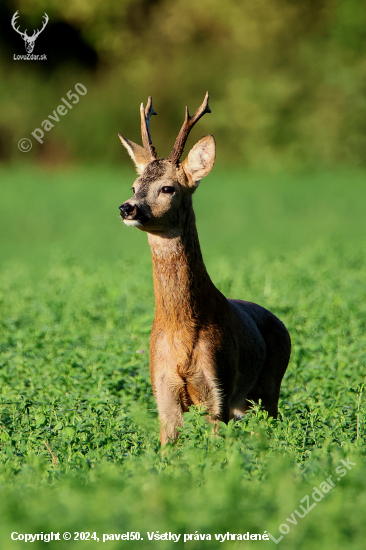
[
  {"x1": 11, "y1": 11, "x2": 49, "y2": 54},
  {"x1": 119, "y1": 93, "x2": 216, "y2": 235}
]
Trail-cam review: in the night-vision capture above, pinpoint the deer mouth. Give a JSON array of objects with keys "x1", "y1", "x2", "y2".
[
  {"x1": 124, "y1": 216, "x2": 150, "y2": 227},
  {"x1": 122, "y1": 214, "x2": 150, "y2": 227},
  {"x1": 123, "y1": 219, "x2": 143, "y2": 227}
]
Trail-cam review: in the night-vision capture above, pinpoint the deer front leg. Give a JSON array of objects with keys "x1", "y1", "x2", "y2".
[{"x1": 154, "y1": 372, "x2": 184, "y2": 445}]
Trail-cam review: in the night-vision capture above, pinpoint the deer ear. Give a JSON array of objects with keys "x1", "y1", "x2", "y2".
[
  {"x1": 182, "y1": 135, "x2": 215, "y2": 187},
  {"x1": 118, "y1": 134, "x2": 151, "y2": 175}
]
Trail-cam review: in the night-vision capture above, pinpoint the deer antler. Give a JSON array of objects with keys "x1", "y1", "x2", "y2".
[
  {"x1": 11, "y1": 11, "x2": 27, "y2": 39},
  {"x1": 168, "y1": 91, "x2": 211, "y2": 164},
  {"x1": 32, "y1": 13, "x2": 49, "y2": 40},
  {"x1": 140, "y1": 96, "x2": 157, "y2": 160}
]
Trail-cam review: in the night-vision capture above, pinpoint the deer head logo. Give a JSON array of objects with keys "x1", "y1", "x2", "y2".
[{"x1": 11, "y1": 10, "x2": 49, "y2": 54}]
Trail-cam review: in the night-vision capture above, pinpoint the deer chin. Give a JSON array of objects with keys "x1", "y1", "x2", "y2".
[{"x1": 123, "y1": 219, "x2": 143, "y2": 227}]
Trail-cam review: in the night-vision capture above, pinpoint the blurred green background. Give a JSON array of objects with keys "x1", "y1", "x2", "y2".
[
  {"x1": 2, "y1": 0, "x2": 366, "y2": 269},
  {"x1": 1, "y1": 165, "x2": 366, "y2": 274},
  {"x1": 1, "y1": 0, "x2": 366, "y2": 169}
]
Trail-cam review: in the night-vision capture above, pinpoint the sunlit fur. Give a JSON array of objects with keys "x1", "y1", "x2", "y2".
[{"x1": 123, "y1": 219, "x2": 142, "y2": 227}]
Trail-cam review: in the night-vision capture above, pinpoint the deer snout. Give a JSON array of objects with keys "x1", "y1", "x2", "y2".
[{"x1": 119, "y1": 202, "x2": 136, "y2": 219}]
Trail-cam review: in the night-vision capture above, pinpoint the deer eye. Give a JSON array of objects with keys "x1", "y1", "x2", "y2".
[
  {"x1": 161, "y1": 186, "x2": 174, "y2": 194},
  {"x1": 131, "y1": 187, "x2": 135, "y2": 194}
]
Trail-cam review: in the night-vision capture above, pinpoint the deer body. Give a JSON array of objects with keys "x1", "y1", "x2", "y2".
[{"x1": 118, "y1": 94, "x2": 291, "y2": 445}]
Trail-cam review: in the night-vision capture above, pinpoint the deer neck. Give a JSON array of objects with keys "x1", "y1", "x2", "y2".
[{"x1": 148, "y1": 203, "x2": 217, "y2": 327}]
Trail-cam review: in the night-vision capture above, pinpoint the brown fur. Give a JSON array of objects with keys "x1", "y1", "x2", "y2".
[{"x1": 119, "y1": 115, "x2": 291, "y2": 445}]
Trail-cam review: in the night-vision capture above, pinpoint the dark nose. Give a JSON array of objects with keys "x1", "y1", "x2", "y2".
[{"x1": 119, "y1": 203, "x2": 136, "y2": 218}]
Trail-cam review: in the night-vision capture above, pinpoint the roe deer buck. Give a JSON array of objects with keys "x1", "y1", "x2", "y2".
[{"x1": 118, "y1": 92, "x2": 291, "y2": 445}]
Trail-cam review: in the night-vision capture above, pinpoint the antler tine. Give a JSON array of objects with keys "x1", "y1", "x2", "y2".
[
  {"x1": 11, "y1": 11, "x2": 27, "y2": 38},
  {"x1": 11, "y1": 10, "x2": 19, "y2": 27},
  {"x1": 168, "y1": 91, "x2": 211, "y2": 164},
  {"x1": 33, "y1": 13, "x2": 49, "y2": 39},
  {"x1": 140, "y1": 96, "x2": 157, "y2": 160}
]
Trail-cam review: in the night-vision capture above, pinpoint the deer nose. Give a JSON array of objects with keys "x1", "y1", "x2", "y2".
[{"x1": 119, "y1": 202, "x2": 136, "y2": 218}]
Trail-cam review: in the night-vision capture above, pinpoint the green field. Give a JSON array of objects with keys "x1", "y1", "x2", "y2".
[{"x1": 1, "y1": 165, "x2": 366, "y2": 549}]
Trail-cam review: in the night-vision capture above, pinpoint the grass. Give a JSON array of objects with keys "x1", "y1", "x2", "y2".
[{"x1": 0, "y1": 164, "x2": 366, "y2": 549}]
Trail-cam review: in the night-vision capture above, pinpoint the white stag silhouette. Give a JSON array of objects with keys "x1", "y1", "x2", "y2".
[{"x1": 11, "y1": 11, "x2": 49, "y2": 54}]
